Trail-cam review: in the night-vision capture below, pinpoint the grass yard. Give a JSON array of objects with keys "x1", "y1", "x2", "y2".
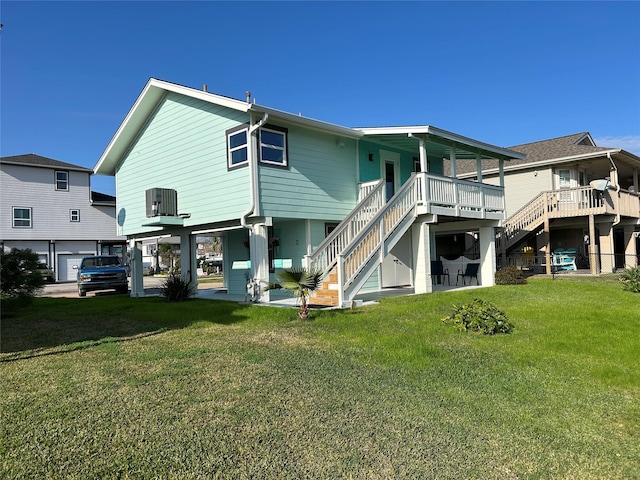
[{"x1": 1, "y1": 277, "x2": 639, "y2": 479}]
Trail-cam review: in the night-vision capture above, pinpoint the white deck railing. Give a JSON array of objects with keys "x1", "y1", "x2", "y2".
[
  {"x1": 419, "y1": 173, "x2": 505, "y2": 218},
  {"x1": 306, "y1": 173, "x2": 506, "y2": 304}
]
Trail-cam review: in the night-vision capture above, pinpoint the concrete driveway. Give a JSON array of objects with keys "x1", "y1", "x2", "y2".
[{"x1": 41, "y1": 276, "x2": 173, "y2": 298}]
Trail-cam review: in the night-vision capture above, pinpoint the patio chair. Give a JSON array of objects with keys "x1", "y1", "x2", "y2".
[
  {"x1": 456, "y1": 263, "x2": 480, "y2": 285},
  {"x1": 431, "y1": 260, "x2": 450, "y2": 285}
]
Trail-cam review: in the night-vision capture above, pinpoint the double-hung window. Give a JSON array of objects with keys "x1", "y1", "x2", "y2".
[
  {"x1": 55, "y1": 171, "x2": 69, "y2": 191},
  {"x1": 13, "y1": 207, "x2": 32, "y2": 228},
  {"x1": 227, "y1": 126, "x2": 249, "y2": 169},
  {"x1": 70, "y1": 209, "x2": 80, "y2": 222},
  {"x1": 259, "y1": 126, "x2": 287, "y2": 167}
]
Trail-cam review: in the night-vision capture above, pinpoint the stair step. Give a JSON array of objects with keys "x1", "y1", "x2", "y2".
[
  {"x1": 310, "y1": 296, "x2": 339, "y2": 307},
  {"x1": 314, "y1": 290, "x2": 339, "y2": 299}
]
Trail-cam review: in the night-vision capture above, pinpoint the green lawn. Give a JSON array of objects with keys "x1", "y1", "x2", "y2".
[{"x1": 1, "y1": 277, "x2": 639, "y2": 479}]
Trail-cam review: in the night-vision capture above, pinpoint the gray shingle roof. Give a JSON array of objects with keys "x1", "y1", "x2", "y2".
[
  {"x1": 0, "y1": 154, "x2": 93, "y2": 173},
  {"x1": 91, "y1": 191, "x2": 116, "y2": 204},
  {"x1": 453, "y1": 132, "x2": 615, "y2": 176}
]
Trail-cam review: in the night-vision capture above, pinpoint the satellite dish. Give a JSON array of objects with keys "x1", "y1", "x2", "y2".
[{"x1": 589, "y1": 179, "x2": 610, "y2": 192}]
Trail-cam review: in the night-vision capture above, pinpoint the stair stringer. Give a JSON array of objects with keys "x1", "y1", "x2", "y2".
[{"x1": 342, "y1": 208, "x2": 418, "y2": 305}]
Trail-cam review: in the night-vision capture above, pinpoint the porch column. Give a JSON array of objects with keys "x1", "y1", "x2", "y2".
[
  {"x1": 623, "y1": 225, "x2": 638, "y2": 268},
  {"x1": 588, "y1": 214, "x2": 599, "y2": 275},
  {"x1": 450, "y1": 147, "x2": 457, "y2": 178},
  {"x1": 179, "y1": 233, "x2": 198, "y2": 293},
  {"x1": 476, "y1": 154, "x2": 483, "y2": 183},
  {"x1": 250, "y1": 224, "x2": 270, "y2": 302},
  {"x1": 478, "y1": 226, "x2": 496, "y2": 287},
  {"x1": 417, "y1": 136, "x2": 427, "y2": 172},
  {"x1": 411, "y1": 221, "x2": 433, "y2": 294},
  {"x1": 598, "y1": 221, "x2": 615, "y2": 273},
  {"x1": 130, "y1": 239, "x2": 144, "y2": 297},
  {"x1": 498, "y1": 159, "x2": 505, "y2": 188},
  {"x1": 543, "y1": 195, "x2": 551, "y2": 275}
]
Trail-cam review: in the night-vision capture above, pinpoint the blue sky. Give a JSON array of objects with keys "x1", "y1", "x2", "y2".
[{"x1": 2, "y1": 1, "x2": 639, "y2": 196}]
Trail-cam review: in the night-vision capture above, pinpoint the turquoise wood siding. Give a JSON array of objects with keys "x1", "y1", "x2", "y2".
[
  {"x1": 259, "y1": 125, "x2": 358, "y2": 220},
  {"x1": 358, "y1": 139, "x2": 444, "y2": 184},
  {"x1": 115, "y1": 92, "x2": 250, "y2": 236}
]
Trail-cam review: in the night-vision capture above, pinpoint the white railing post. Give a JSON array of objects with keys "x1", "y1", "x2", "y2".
[{"x1": 337, "y1": 253, "x2": 345, "y2": 307}]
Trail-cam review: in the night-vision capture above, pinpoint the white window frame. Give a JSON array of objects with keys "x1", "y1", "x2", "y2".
[
  {"x1": 12, "y1": 207, "x2": 32, "y2": 228},
  {"x1": 70, "y1": 209, "x2": 80, "y2": 222},
  {"x1": 55, "y1": 170, "x2": 69, "y2": 191},
  {"x1": 259, "y1": 127, "x2": 288, "y2": 167},
  {"x1": 227, "y1": 127, "x2": 249, "y2": 169}
]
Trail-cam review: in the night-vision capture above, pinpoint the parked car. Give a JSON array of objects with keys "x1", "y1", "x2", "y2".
[
  {"x1": 74, "y1": 255, "x2": 128, "y2": 297},
  {"x1": 35, "y1": 263, "x2": 55, "y2": 283}
]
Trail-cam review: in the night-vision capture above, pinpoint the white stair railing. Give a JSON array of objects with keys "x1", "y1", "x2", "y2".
[
  {"x1": 338, "y1": 174, "x2": 421, "y2": 302},
  {"x1": 305, "y1": 179, "x2": 385, "y2": 277}
]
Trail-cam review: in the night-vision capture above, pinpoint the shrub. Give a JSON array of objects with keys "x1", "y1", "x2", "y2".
[
  {"x1": 620, "y1": 265, "x2": 640, "y2": 293},
  {"x1": 0, "y1": 248, "x2": 44, "y2": 303},
  {"x1": 442, "y1": 298, "x2": 514, "y2": 335},
  {"x1": 495, "y1": 265, "x2": 527, "y2": 285},
  {"x1": 161, "y1": 272, "x2": 195, "y2": 301}
]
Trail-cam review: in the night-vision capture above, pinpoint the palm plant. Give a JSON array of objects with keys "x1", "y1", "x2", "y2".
[{"x1": 267, "y1": 267, "x2": 323, "y2": 319}]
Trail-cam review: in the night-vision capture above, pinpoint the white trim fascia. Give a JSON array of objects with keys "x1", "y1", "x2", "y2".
[
  {"x1": 150, "y1": 78, "x2": 251, "y2": 111},
  {"x1": 357, "y1": 125, "x2": 524, "y2": 160},
  {"x1": 95, "y1": 78, "x2": 252, "y2": 175},
  {"x1": 459, "y1": 149, "x2": 624, "y2": 178},
  {"x1": 248, "y1": 104, "x2": 362, "y2": 139}
]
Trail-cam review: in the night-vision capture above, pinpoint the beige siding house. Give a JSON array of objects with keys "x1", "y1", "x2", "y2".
[{"x1": 458, "y1": 133, "x2": 640, "y2": 274}]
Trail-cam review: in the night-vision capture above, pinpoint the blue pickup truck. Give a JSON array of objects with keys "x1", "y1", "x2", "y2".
[{"x1": 75, "y1": 255, "x2": 129, "y2": 297}]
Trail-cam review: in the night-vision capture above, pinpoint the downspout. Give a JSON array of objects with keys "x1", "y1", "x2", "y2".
[
  {"x1": 608, "y1": 152, "x2": 621, "y2": 227},
  {"x1": 240, "y1": 112, "x2": 269, "y2": 231}
]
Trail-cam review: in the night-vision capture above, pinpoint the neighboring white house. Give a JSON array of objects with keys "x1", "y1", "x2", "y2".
[{"x1": 0, "y1": 154, "x2": 126, "y2": 281}]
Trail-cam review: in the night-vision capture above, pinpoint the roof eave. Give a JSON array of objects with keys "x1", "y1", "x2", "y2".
[
  {"x1": 95, "y1": 79, "x2": 362, "y2": 175},
  {"x1": 358, "y1": 125, "x2": 525, "y2": 160},
  {"x1": 248, "y1": 104, "x2": 362, "y2": 139},
  {"x1": 459, "y1": 148, "x2": 638, "y2": 178}
]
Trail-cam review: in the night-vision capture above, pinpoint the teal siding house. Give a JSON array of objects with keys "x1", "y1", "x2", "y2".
[{"x1": 95, "y1": 79, "x2": 524, "y2": 305}]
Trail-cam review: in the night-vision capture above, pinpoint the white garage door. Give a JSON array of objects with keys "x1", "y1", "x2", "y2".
[{"x1": 58, "y1": 255, "x2": 86, "y2": 282}]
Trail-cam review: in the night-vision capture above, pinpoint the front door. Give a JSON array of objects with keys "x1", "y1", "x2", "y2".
[{"x1": 381, "y1": 151, "x2": 400, "y2": 202}]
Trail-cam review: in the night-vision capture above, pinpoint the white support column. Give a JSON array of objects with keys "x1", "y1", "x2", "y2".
[
  {"x1": 478, "y1": 226, "x2": 496, "y2": 287},
  {"x1": 179, "y1": 232, "x2": 198, "y2": 294},
  {"x1": 418, "y1": 137, "x2": 427, "y2": 172},
  {"x1": 498, "y1": 159, "x2": 505, "y2": 187},
  {"x1": 250, "y1": 224, "x2": 270, "y2": 302},
  {"x1": 476, "y1": 154, "x2": 483, "y2": 184},
  {"x1": 412, "y1": 221, "x2": 433, "y2": 294},
  {"x1": 130, "y1": 239, "x2": 144, "y2": 297},
  {"x1": 450, "y1": 147, "x2": 457, "y2": 178}
]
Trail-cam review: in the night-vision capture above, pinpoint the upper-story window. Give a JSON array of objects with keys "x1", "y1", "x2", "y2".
[
  {"x1": 13, "y1": 207, "x2": 32, "y2": 228},
  {"x1": 70, "y1": 209, "x2": 80, "y2": 222},
  {"x1": 259, "y1": 126, "x2": 288, "y2": 167},
  {"x1": 55, "y1": 171, "x2": 69, "y2": 191},
  {"x1": 226, "y1": 124, "x2": 289, "y2": 169},
  {"x1": 227, "y1": 126, "x2": 249, "y2": 169}
]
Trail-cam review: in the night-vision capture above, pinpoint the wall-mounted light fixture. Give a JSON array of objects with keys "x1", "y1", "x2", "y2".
[{"x1": 368, "y1": 153, "x2": 374, "y2": 162}]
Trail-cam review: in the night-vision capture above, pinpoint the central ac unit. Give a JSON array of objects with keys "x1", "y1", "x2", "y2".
[{"x1": 145, "y1": 188, "x2": 178, "y2": 217}]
